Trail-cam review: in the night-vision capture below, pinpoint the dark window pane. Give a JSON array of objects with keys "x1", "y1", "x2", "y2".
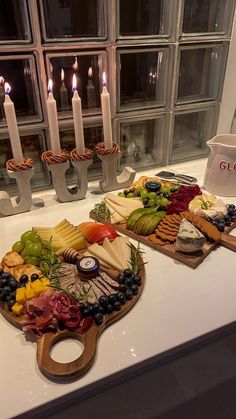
[
  {"x1": 172, "y1": 109, "x2": 217, "y2": 161},
  {"x1": 41, "y1": 0, "x2": 105, "y2": 39},
  {"x1": 120, "y1": 117, "x2": 165, "y2": 170},
  {"x1": 49, "y1": 55, "x2": 102, "y2": 112},
  {"x1": 119, "y1": 0, "x2": 161, "y2": 36},
  {"x1": 0, "y1": 0, "x2": 29, "y2": 41},
  {"x1": 177, "y1": 45, "x2": 225, "y2": 103},
  {"x1": 0, "y1": 57, "x2": 40, "y2": 122},
  {"x1": 0, "y1": 134, "x2": 50, "y2": 193},
  {"x1": 183, "y1": 0, "x2": 228, "y2": 34},
  {"x1": 120, "y1": 49, "x2": 167, "y2": 110}
]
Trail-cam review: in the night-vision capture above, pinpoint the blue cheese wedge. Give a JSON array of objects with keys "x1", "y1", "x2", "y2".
[{"x1": 176, "y1": 218, "x2": 206, "y2": 253}]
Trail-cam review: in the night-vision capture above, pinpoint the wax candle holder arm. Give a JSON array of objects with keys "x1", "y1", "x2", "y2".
[
  {"x1": 42, "y1": 150, "x2": 93, "y2": 203},
  {"x1": 96, "y1": 142, "x2": 136, "y2": 192},
  {"x1": 0, "y1": 158, "x2": 35, "y2": 216}
]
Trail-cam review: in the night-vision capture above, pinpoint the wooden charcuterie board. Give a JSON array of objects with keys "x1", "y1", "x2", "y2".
[
  {"x1": 0, "y1": 251, "x2": 145, "y2": 381},
  {"x1": 90, "y1": 212, "x2": 236, "y2": 269}
]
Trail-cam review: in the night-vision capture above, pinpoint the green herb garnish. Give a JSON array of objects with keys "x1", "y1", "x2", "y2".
[
  {"x1": 93, "y1": 200, "x2": 111, "y2": 221},
  {"x1": 129, "y1": 242, "x2": 146, "y2": 274}
]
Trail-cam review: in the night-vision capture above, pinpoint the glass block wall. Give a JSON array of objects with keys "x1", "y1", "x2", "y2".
[{"x1": 0, "y1": 0, "x2": 235, "y2": 193}]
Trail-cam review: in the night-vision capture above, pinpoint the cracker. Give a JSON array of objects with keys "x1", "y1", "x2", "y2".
[
  {"x1": 2, "y1": 251, "x2": 24, "y2": 268},
  {"x1": 180, "y1": 211, "x2": 221, "y2": 242},
  {"x1": 155, "y1": 230, "x2": 176, "y2": 242}
]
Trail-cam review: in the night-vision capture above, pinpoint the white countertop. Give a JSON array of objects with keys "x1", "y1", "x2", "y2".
[{"x1": 1, "y1": 158, "x2": 236, "y2": 419}]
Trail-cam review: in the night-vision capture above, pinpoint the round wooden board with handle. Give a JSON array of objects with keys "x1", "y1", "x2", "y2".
[{"x1": 0, "y1": 251, "x2": 145, "y2": 381}]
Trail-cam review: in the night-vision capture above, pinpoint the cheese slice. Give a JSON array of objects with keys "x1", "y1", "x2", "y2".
[
  {"x1": 110, "y1": 238, "x2": 127, "y2": 267},
  {"x1": 102, "y1": 237, "x2": 126, "y2": 269},
  {"x1": 116, "y1": 236, "x2": 131, "y2": 268},
  {"x1": 105, "y1": 193, "x2": 143, "y2": 210},
  {"x1": 86, "y1": 243, "x2": 122, "y2": 272},
  {"x1": 175, "y1": 218, "x2": 206, "y2": 253},
  {"x1": 105, "y1": 201, "x2": 125, "y2": 224},
  {"x1": 105, "y1": 197, "x2": 131, "y2": 218}
]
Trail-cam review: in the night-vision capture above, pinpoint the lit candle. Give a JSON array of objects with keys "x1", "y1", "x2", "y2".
[
  {"x1": 86, "y1": 67, "x2": 96, "y2": 108},
  {"x1": 46, "y1": 79, "x2": 61, "y2": 155},
  {"x1": 101, "y1": 72, "x2": 112, "y2": 149},
  {"x1": 72, "y1": 57, "x2": 82, "y2": 98},
  {"x1": 3, "y1": 82, "x2": 24, "y2": 164},
  {"x1": 72, "y1": 74, "x2": 85, "y2": 154},
  {"x1": 59, "y1": 69, "x2": 69, "y2": 111}
]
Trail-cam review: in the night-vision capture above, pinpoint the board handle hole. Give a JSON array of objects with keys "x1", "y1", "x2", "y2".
[{"x1": 50, "y1": 337, "x2": 84, "y2": 363}]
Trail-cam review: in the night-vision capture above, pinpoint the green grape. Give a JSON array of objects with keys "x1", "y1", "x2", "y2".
[
  {"x1": 127, "y1": 192, "x2": 135, "y2": 198},
  {"x1": 160, "y1": 186, "x2": 170, "y2": 194},
  {"x1": 21, "y1": 230, "x2": 38, "y2": 244},
  {"x1": 140, "y1": 189, "x2": 148, "y2": 199},
  {"x1": 148, "y1": 192, "x2": 157, "y2": 199},
  {"x1": 41, "y1": 249, "x2": 51, "y2": 258},
  {"x1": 24, "y1": 255, "x2": 39, "y2": 265},
  {"x1": 30, "y1": 242, "x2": 42, "y2": 257},
  {"x1": 21, "y1": 244, "x2": 34, "y2": 257},
  {"x1": 118, "y1": 192, "x2": 126, "y2": 197},
  {"x1": 156, "y1": 196, "x2": 162, "y2": 206},
  {"x1": 149, "y1": 199, "x2": 156, "y2": 207},
  {"x1": 12, "y1": 241, "x2": 24, "y2": 253},
  {"x1": 160, "y1": 197, "x2": 170, "y2": 207},
  {"x1": 40, "y1": 260, "x2": 50, "y2": 273}
]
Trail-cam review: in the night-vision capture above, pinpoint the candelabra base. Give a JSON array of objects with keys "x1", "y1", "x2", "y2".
[
  {"x1": 97, "y1": 152, "x2": 136, "y2": 192},
  {"x1": 0, "y1": 168, "x2": 35, "y2": 217},
  {"x1": 47, "y1": 159, "x2": 92, "y2": 203}
]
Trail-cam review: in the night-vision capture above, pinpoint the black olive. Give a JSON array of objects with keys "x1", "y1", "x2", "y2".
[
  {"x1": 98, "y1": 295, "x2": 109, "y2": 307},
  {"x1": 31, "y1": 273, "x2": 39, "y2": 282},
  {"x1": 123, "y1": 268, "x2": 133, "y2": 279},
  {"x1": 125, "y1": 289, "x2": 133, "y2": 300},
  {"x1": 94, "y1": 313, "x2": 104, "y2": 325},
  {"x1": 20, "y1": 274, "x2": 28, "y2": 284},
  {"x1": 108, "y1": 294, "x2": 117, "y2": 305}
]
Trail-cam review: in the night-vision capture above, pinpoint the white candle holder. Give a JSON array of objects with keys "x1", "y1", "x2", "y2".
[
  {"x1": 42, "y1": 150, "x2": 93, "y2": 203},
  {"x1": 0, "y1": 158, "x2": 35, "y2": 217},
  {"x1": 96, "y1": 142, "x2": 136, "y2": 192}
]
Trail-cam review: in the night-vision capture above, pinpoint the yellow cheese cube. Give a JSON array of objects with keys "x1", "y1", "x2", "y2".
[
  {"x1": 33, "y1": 285, "x2": 44, "y2": 297},
  {"x1": 25, "y1": 287, "x2": 35, "y2": 300},
  {"x1": 12, "y1": 303, "x2": 24, "y2": 316},
  {"x1": 40, "y1": 278, "x2": 51, "y2": 286},
  {"x1": 16, "y1": 288, "x2": 26, "y2": 304},
  {"x1": 31, "y1": 279, "x2": 42, "y2": 289}
]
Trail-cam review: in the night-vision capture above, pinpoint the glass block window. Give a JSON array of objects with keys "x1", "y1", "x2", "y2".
[
  {"x1": 176, "y1": 44, "x2": 227, "y2": 104},
  {"x1": 0, "y1": 55, "x2": 42, "y2": 124},
  {"x1": 39, "y1": 0, "x2": 106, "y2": 41},
  {"x1": 118, "y1": 47, "x2": 170, "y2": 111},
  {"x1": 182, "y1": 0, "x2": 234, "y2": 36},
  {"x1": 0, "y1": 0, "x2": 31, "y2": 43},
  {"x1": 0, "y1": 0, "x2": 235, "y2": 193},
  {"x1": 118, "y1": 0, "x2": 172, "y2": 38},
  {"x1": 118, "y1": 114, "x2": 167, "y2": 170},
  {"x1": 171, "y1": 106, "x2": 218, "y2": 162},
  {"x1": 46, "y1": 51, "x2": 106, "y2": 114}
]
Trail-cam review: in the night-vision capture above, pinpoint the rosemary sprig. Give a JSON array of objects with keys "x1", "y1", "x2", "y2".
[
  {"x1": 50, "y1": 279, "x2": 92, "y2": 303},
  {"x1": 129, "y1": 242, "x2": 146, "y2": 274},
  {"x1": 93, "y1": 200, "x2": 111, "y2": 221}
]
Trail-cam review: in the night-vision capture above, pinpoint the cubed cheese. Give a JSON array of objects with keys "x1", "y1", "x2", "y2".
[
  {"x1": 33, "y1": 285, "x2": 44, "y2": 297},
  {"x1": 12, "y1": 303, "x2": 24, "y2": 316},
  {"x1": 25, "y1": 286, "x2": 35, "y2": 300},
  {"x1": 16, "y1": 288, "x2": 26, "y2": 304}
]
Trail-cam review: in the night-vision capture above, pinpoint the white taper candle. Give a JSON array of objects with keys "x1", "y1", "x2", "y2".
[
  {"x1": 46, "y1": 79, "x2": 61, "y2": 155},
  {"x1": 3, "y1": 83, "x2": 24, "y2": 164},
  {"x1": 72, "y1": 74, "x2": 85, "y2": 154},
  {"x1": 101, "y1": 72, "x2": 112, "y2": 149}
]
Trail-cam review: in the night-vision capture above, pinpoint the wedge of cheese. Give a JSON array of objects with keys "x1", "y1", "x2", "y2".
[
  {"x1": 116, "y1": 236, "x2": 131, "y2": 268},
  {"x1": 105, "y1": 197, "x2": 131, "y2": 219},
  {"x1": 102, "y1": 237, "x2": 127, "y2": 270},
  {"x1": 85, "y1": 243, "x2": 122, "y2": 272},
  {"x1": 105, "y1": 201, "x2": 125, "y2": 224},
  {"x1": 105, "y1": 193, "x2": 143, "y2": 210},
  {"x1": 175, "y1": 218, "x2": 206, "y2": 253}
]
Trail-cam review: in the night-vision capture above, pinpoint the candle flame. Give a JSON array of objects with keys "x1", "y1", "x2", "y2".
[
  {"x1": 72, "y1": 74, "x2": 77, "y2": 91},
  {"x1": 0, "y1": 76, "x2": 5, "y2": 86},
  {"x1": 88, "y1": 67, "x2": 93, "y2": 78},
  {"x1": 48, "y1": 79, "x2": 53, "y2": 93},
  {"x1": 102, "y1": 71, "x2": 107, "y2": 87},
  {"x1": 4, "y1": 82, "x2": 11, "y2": 94},
  {"x1": 61, "y1": 68, "x2": 64, "y2": 82},
  {"x1": 72, "y1": 57, "x2": 78, "y2": 71}
]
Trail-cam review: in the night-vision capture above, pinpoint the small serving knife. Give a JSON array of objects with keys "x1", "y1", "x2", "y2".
[{"x1": 155, "y1": 170, "x2": 197, "y2": 185}]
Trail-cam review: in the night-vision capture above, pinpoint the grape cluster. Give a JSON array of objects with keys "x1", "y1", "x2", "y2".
[
  {"x1": 118, "y1": 181, "x2": 178, "y2": 210},
  {"x1": 211, "y1": 204, "x2": 236, "y2": 232},
  {"x1": 12, "y1": 231, "x2": 59, "y2": 273},
  {"x1": 81, "y1": 269, "x2": 142, "y2": 326},
  {"x1": 0, "y1": 270, "x2": 18, "y2": 310}
]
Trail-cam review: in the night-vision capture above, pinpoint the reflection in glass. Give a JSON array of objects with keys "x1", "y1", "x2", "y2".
[
  {"x1": 172, "y1": 109, "x2": 216, "y2": 161},
  {"x1": 183, "y1": 0, "x2": 230, "y2": 34},
  {"x1": 119, "y1": 49, "x2": 167, "y2": 110},
  {"x1": 177, "y1": 45, "x2": 225, "y2": 104},
  {"x1": 0, "y1": 57, "x2": 39, "y2": 122},
  {"x1": 0, "y1": 134, "x2": 49, "y2": 193},
  {"x1": 120, "y1": 118, "x2": 165, "y2": 169},
  {"x1": 119, "y1": 0, "x2": 163, "y2": 37},
  {"x1": 0, "y1": 0, "x2": 29, "y2": 41},
  {"x1": 41, "y1": 0, "x2": 105, "y2": 39},
  {"x1": 49, "y1": 55, "x2": 101, "y2": 112}
]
